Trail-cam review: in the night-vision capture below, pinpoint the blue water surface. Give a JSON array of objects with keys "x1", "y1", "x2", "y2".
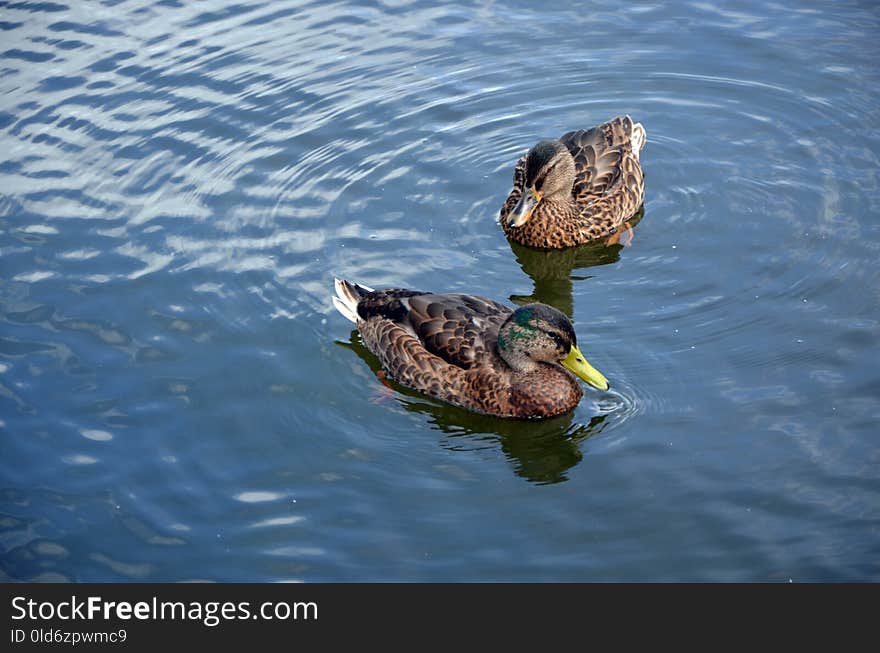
[{"x1": 1, "y1": 0, "x2": 878, "y2": 581}]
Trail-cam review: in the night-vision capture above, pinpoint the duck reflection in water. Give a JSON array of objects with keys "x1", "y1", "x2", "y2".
[
  {"x1": 338, "y1": 334, "x2": 607, "y2": 485},
  {"x1": 507, "y1": 205, "x2": 644, "y2": 317}
]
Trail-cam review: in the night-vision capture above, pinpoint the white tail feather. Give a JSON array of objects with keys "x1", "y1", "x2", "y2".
[
  {"x1": 332, "y1": 296, "x2": 357, "y2": 323},
  {"x1": 631, "y1": 121, "x2": 647, "y2": 160},
  {"x1": 332, "y1": 277, "x2": 373, "y2": 324}
]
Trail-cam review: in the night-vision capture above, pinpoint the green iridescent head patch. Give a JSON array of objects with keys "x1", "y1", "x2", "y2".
[{"x1": 514, "y1": 308, "x2": 534, "y2": 327}]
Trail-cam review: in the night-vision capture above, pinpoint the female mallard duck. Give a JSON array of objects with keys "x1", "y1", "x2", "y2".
[
  {"x1": 333, "y1": 278, "x2": 608, "y2": 419},
  {"x1": 500, "y1": 115, "x2": 646, "y2": 249}
]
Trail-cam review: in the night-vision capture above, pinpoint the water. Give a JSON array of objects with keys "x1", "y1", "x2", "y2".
[{"x1": 1, "y1": 0, "x2": 878, "y2": 582}]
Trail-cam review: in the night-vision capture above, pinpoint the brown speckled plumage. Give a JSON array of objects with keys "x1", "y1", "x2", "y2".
[
  {"x1": 500, "y1": 115, "x2": 646, "y2": 249},
  {"x1": 333, "y1": 280, "x2": 595, "y2": 419}
]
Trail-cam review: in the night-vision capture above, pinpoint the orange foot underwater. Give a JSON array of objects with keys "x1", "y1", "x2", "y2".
[{"x1": 370, "y1": 370, "x2": 396, "y2": 405}]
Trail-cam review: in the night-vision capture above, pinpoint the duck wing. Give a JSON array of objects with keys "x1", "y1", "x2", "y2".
[
  {"x1": 352, "y1": 287, "x2": 512, "y2": 371},
  {"x1": 561, "y1": 115, "x2": 639, "y2": 202},
  {"x1": 499, "y1": 155, "x2": 526, "y2": 226},
  {"x1": 405, "y1": 293, "x2": 512, "y2": 370}
]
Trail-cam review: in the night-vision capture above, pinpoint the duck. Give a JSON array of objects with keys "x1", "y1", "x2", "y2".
[
  {"x1": 499, "y1": 115, "x2": 646, "y2": 249},
  {"x1": 332, "y1": 278, "x2": 608, "y2": 419}
]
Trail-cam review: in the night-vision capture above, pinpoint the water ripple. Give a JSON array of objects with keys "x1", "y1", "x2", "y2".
[{"x1": 2, "y1": 0, "x2": 878, "y2": 580}]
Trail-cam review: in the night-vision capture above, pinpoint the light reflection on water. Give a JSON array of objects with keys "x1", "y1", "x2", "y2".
[{"x1": 1, "y1": 0, "x2": 878, "y2": 581}]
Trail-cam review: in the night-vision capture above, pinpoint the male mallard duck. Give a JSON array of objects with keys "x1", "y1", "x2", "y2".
[
  {"x1": 500, "y1": 115, "x2": 646, "y2": 249},
  {"x1": 333, "y1": 278, "x2": 608, "y2": 419}
]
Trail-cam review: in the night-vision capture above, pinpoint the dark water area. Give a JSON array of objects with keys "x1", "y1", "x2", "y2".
[{"x1": 1, "y1": 0, "x2": 878, "y2": 581}]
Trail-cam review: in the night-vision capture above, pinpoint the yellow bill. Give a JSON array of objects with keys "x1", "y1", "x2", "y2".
[{"x1": 562, "y1": 345, "x2": 609, "y2": 391}]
